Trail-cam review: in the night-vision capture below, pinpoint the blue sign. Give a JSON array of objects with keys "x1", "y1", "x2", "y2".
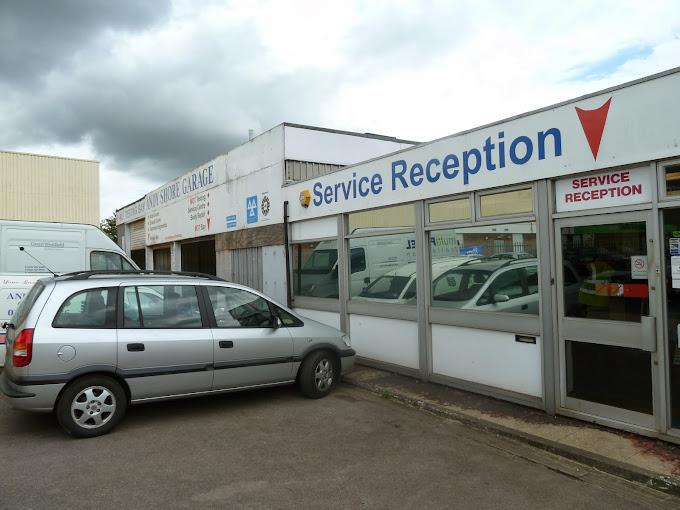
[
  {"x1": 226, "y1": 214, "x2": 237, "y2": 229},
  {"x1": 461, "y1": 246, "x2": 482, "y2": 255},
  {"x1": 246, "y1": 196, "x2": 258, "y2": 224}
]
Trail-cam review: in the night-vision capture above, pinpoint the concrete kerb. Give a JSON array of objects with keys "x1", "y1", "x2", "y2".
[{"x1": 344, "y1": 377, "x2": 680, "y2": 497}]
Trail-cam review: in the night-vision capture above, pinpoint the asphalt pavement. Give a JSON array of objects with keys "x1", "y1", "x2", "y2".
[
  {"x1": 1, "y1": 371, "x2": 680, "y2": 509},
  {"x1": 343, "y1": 364, "x2": 680, "y2": 497}
]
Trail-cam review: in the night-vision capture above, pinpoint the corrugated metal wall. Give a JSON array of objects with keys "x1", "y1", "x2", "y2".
[
  {"x1": 285, "y1": 160, "x2": 343, "y2": 182},
  {"x1": 0, "y1": 150, "x2": 99, "y2": 225},
  {"x1": 232, "y1": 247, "x2": 263, "y2": 291}
]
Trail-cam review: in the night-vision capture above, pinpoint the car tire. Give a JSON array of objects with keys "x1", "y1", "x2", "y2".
[
  {"x1": 298, "y1": 350, "x2": 339, "y2": 399},
  {"x1": 56, "y1": 376, "x2": 127, "y2": 438}
]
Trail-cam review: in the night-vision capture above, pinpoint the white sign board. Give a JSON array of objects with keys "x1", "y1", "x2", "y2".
[
  {"x1": 286, "y1": 70, "x2": 680, "y2": 222},
  {"x1": 672, "y1": 256, "x2": 680, "y2": 289},
  {"x1": 555, "y1": 167, "x2": 652, "y2": 212}
]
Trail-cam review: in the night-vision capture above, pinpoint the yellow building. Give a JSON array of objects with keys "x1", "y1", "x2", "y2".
[{"x1": 0, "y1": 150, "x2": 99, "y2": 226}]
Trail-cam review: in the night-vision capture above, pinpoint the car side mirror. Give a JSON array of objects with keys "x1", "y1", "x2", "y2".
[
  {"x1": 493, "y1": 294, "x2": 510, "y2": 303},
  {"x1": 273, "y1": 316, "x2": 283, "y2": 329}
]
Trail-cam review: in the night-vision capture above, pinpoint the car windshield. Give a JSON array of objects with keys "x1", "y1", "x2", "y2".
[
  {"x1": 432, "y1": 269, "x2": 492, "y2": 303},
  {"x1": 358, "y1": 275, "x2": 411, "y2": 300}
]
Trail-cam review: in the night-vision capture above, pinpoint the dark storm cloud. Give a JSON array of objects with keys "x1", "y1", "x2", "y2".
[
  {"x1": 0, "y1": 0, "x2": 172, "y2": 87},
  {"x1": 0, "y1": 1, "x2": 339, "y2": 182}
]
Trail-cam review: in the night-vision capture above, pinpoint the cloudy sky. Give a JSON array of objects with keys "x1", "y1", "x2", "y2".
[{"x1": 2, "y1": 0, "x2": 680, "y2": 221}]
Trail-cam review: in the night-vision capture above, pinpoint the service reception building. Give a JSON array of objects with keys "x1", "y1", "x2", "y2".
[{"x1": 118, "y1": 68, "x2": 680, "y2": 443}]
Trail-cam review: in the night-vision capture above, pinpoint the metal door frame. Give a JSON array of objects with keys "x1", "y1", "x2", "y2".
[{"x1": 554, "y1": 210, "x2": 660, "y2": 429}]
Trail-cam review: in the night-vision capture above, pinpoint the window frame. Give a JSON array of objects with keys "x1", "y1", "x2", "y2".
[{"x1": 659, "y1": 158, "x2": 680, "y2": 202}]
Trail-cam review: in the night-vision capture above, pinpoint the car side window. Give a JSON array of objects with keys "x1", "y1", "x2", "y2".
[
  {"x1": 207, "y1": 286, "x2": 274, "y2": 328},
  {"x1": 123, "y1": 285, "x2": 202, "y2": 328},
  {"x1": 403, "y1": 279, "x2": 417, "y2": 300},
  {"x1": 273, "y1": 304, "x2": 304, "y2": 327},
  {"x1": 480, "y1": 268, "x2": 526, "y2": 305},
  {"x1": 91, "y1": 251, "x2": 135, "y2": 271},
  {"x1": 53, "y1": 287, "x2": 117, "y2": 328}
]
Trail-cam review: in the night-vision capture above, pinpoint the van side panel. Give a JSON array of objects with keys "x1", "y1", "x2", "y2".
[{"x1": 1, "y1": 225, "x2": 86, "y2": 273}]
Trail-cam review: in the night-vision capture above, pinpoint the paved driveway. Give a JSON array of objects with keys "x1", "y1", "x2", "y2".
[{"x1": 0, "y1": 381, "x2": 676, "y2": 509}]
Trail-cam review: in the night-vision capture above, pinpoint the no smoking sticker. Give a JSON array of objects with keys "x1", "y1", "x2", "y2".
[{"x1": 631, "y1": 255, "x2": 648, "y2": 279}]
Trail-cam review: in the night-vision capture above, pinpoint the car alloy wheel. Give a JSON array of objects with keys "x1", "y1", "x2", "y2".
[
  {"x1": 314, "y1": 358, "x2": 334, "y2": 391},
  {"x1": 71, "y1": 385, "x2": 117, "y2": 429}
]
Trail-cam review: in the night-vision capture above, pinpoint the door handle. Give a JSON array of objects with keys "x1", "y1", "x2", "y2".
[
  {"x1": 219, "y1": 340, "x2": 234, "y2": 348},
  {"x1": 640, "y1": 316, "x2": 656, "y2": 352},
  {"x1": 127, "y1": 343, "x2": 145, "y2": 352}
]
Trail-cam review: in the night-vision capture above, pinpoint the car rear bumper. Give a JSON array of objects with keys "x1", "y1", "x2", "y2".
[{"x1": 0, "y1": 370, "x2": 60, "y2": 412}]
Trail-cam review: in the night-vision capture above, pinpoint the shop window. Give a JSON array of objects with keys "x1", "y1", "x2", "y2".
[
  {"x1": 292, "y1": 241, "x2": 339, "y2": 298},
  {"x1": 349, "y1": 203, "x2": 414, "y2": 232},
  {"x1": 429, "y1": 222, "x2": 538, "y2": 315},
  {"x1": 664, "y1": 164, "x2": 680, "y2": 197},
  {"x1": 480, "y1": 189, "x2": 533, "y2": 217},
  {"x1": 350, "y1": 232, "x2": 418, "y2": 303},
  {"x1": 429, "y1": 198, "x2": 470, "y2": 223}
]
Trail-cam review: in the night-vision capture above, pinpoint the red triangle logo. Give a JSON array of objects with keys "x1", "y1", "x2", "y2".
[
  {"x1": 575, "y1": 97, "x2": 612, "y2": 160},
  {"x1": 206, "y1": 218, "x2": 210, "y2": 230}
]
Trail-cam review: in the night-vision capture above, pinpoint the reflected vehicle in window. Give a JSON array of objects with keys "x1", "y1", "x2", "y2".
[
  {"x1": 293, "y1": 232, "x2": 463, "y2": 298},
  {"x1": 353, "y1": 257, "x2": 473, "y2": 304},
  {"x1": 1, "y1": 271, "x2": 355, "y2": 438},
  {"x1": 432, "y1": 258, "x2": 541, "y2": 314}
]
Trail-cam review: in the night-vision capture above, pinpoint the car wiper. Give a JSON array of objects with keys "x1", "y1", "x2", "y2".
[{"x1": 1, "y1": 322, "x2": 15, "y2": 330}]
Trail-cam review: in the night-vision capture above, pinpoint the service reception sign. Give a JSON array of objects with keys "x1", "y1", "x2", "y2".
[{"x1": 555, "y1": 167, "x2": 652, "y2": 212}]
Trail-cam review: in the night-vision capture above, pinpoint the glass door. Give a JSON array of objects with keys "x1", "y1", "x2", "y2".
[
  {"x1": 662, "y1": 208, "x2": 680, "y2": 430},
  {"x1": 555, "y1": 212, "x2": 657, "y2": 428}
]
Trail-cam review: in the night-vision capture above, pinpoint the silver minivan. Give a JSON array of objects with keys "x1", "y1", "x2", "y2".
[
  {"x1": 1, "y1": 271, "x2": 355, "y2": 438},
  {"x1": 432, "y1": 258, "x2": 541, "y2": 314}
]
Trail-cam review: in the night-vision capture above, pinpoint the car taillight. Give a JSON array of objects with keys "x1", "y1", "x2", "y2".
[{"x1": 13, "y1": 329, "x2": 34, "y2": 367}]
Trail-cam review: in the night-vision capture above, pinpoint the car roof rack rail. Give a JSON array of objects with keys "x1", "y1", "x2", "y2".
[
  {"x1": 458, "y1": 258, "x2": 519, "y2": 268},
  {"x1": 61, "y1": 270, "x2": 227, "y2": 281}
]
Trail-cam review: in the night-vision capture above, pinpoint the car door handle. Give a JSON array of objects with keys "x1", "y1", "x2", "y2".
[
  {"x1": 219, "y1": 341, "x2": 234, "y2": 348},
  {"x1": 127, "y1": 343, "x2": 145, "y2": 352}
]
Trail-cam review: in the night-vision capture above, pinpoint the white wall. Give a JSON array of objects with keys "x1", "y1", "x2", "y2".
[
  {"x1": 284, "y1": 125, "x2": 416, "y2": 166},
  {"x1": 431, "y1": 324, "x2": 542, "y2": 398},
  {"x1": 262, "y1": 245, "x2": 287, "y2": 304},
  {"x1": 349, "y1": 315, "x2": 419, "y2": 369}
]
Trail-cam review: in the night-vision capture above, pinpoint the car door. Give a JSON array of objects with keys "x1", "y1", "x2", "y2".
[
  {"x1": 203, "y1": 284, "x2": 294, "y2": 390},
  {"x1": 117, "y1": 283, "x2": 213, "y2": 400},
  {"x1": 474, "y1": 266, "x2": 539, "y2": 314}
]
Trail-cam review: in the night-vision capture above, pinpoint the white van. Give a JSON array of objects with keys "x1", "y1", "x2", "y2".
[
  {"x1": 0, "y1": 220, "x2": 138, "y2": 365},
  {"x1": 294, "y1": 231, "x2": 462, "y2": 298}
]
